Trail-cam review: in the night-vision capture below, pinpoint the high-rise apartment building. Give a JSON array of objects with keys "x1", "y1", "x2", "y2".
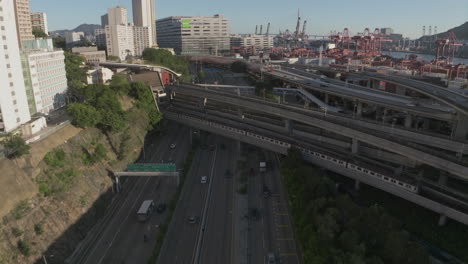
[
  {"x1": 101, "y1": 14, "x2": 109, "y2": 27},
  {"x1": 21, "y1": 39, "x2": 68, "y2": 114},
  {"x1": 13, "y1": 0, "x2": 35, "y2": 47},
  {"x1": 108, "y1": 6, "x2": 128, "y2": 25},
  {"x1": 0, "y1": 0, "x2": 32, "y2": 132},
  {"x1": 132, "y1": 0, "x2": 156, "y2": 46},
  {"x1": 133, "y1": 26, "x2": 150, "y2": 56},
  {"x1": 65, "y1": 31, "x2": 84, "y2": 48},
  {"x1": 30, "y1": 12, "x2": 48, "y2": 35},
  {"x1": 95, "y1": 28, "x2": 106, "y2": 49},
  {"x1": 156, "y1": 14, "x2": 230, "y2": 55},
  {"x1": 106, "y1": 24, "x2": 135, "y2": 61}
]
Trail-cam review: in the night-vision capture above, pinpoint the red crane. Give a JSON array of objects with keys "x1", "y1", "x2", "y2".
[{"x1": 435, "y1": 31, "x2": 463, "y2": 64}]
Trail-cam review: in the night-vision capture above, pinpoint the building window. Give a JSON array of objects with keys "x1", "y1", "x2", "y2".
[{"x1": 16, "y1": 118, "x2": 20, "y2": 123}]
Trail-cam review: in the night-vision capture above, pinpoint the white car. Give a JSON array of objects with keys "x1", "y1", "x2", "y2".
[
  {"x1": 170, "y1": 143, "x2": 176, "y2": 149},
  {"x1": 200, "y1": 176, "x2": 207, "y2": 184}
]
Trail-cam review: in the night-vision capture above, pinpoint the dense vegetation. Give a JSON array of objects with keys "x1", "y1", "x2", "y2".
[
  {"x1": 32, "y1": 28, "x2": 48, "y2": 38},
  {"x1": 1, "y1": 134, "x2": 30, "y2": 159},
  {"x1": 281, "y1": 148, "x2": 430, "y2": 264},
  {"x1": 64, "y1": 52, "x2": 88, "y2": 99},
  {"x1": 231, "y1": 61, "x2": 248, "y2": 73},
  {"x1": 52, "y1": 36, "x2": 66, "y2": 50},
  {"x1": 142, "y1": 48, "x2": 191, "y2": 82}
]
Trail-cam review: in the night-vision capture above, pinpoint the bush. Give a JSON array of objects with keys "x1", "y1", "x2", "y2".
[
  {"x1": 2, "y1": 134, "x2": 30, "y2": 159},
  {"x1": 44, "y1": 149, "x2": 66, "y2": 168},
  {"x1": 17, "y1": 239, "x2": 30, "y2": 256},
  {"x1": 38, "y1": 169, "x2": 77, "y2": 197},
  {"x1": 11, "y1": 200, "x2": 30, "y2": 220},
  {"x1": 142, "y1": 48, "x2": 191, "y2": 82},
  {"x1": 67, "y1": 103, "x2": 101, "y2": 128},
  {"x1": 34, "y1": 223, "x2": 43, "y2": 235},
  {"x1": 109, "y1": 74, "x2": 130, "y2": 95},
  {"x1": 118, "y1": 130, "x2": 131, "y2": 160},
  {"x1": 11, "y1": 227, "x2": 23, "y2": 237}
]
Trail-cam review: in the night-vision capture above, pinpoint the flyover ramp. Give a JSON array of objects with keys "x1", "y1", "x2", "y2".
[
  {"x1": 267, "y1": 69, "x2": 454, "y2": 121},
  {"x1": 357, "y1": 72, "x2": 468, "y2": 116},
  {"x1": 170, "y1": 84, "x2": 468, "y2": 181}
]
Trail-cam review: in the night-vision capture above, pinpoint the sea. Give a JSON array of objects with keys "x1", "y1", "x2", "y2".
[{"x1": 382, "y1": 51, "x2": 468, "y2": 65}]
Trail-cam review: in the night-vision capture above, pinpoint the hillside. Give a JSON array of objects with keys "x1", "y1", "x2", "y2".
[
  {"x1": 50, "y1": 24, "x2": 101, "y2": 36},
  {"x1": 419, "y1": 21, "x2": 468, "y2": 41}
]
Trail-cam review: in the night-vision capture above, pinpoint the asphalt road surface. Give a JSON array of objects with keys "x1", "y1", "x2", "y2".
[
  {"x1": 157, "y1": 134, "x2": 241, "y2": 264},
  {"x1": 78, "y1": 123, "x2": 190, "y2": 264}
]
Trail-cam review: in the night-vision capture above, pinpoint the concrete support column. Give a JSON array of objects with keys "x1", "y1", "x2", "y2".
[
  {"x1": 238, "y1": 107, "x2": 243, "y2": 118},
  {"x1": 352, "y1": 138, "x2": 360, "y2": 154},
  {"x1": 354, "y1": 180, "x2": 361, "y2": 191},
  {"x1": 438, "y1": 214, "x2": 447, "y2": 227},
  {"x1": 454, "y1": 114, "x2": 468, "y2": 140},
  {"x1": 324, "y1": 93, "x2": 329, "y2": 104},
  {"x1": 285, "y1": 119, "x2": 294, "y2": 135},
  {"x1": 404, "y1": 114, "x2": 413, "y2": 128},
  {"x1": 356, "y1": 102, "x2": 363, "y2": 117},
  {"x1": 438, "y1": 173, "x2": 448, "y2": 186}
]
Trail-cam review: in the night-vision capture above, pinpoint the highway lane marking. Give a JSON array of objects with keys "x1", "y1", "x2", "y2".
[{"x1": 93, "y1": 176, "x2": 152, "y2": 264}]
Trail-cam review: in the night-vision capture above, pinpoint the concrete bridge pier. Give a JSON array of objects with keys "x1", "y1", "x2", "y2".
[
  {"x1": 356, "y1": 102, "x2": 363, "y2": 117},
  {"x1": 454, "y1": 114, "x2": 468, "y2": 140},
  {"x1": 352, "y1": 138, "x2": 360, "y2": 154},
  {"x1": 285, "y1": 119, "x2": 294, "y2": 136},
  {"x1": 354, "y1": 180, "x2": 361, "y2": 191},
  {"x1": 405, "y1": 114, "x2": 413, "y2": 128},
  {"x1": 439, "y1": 214, "x2": 447, "y2": 226}
]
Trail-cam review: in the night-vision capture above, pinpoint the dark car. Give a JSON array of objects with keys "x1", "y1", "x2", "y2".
[
  {"x1": 156, "y1": 203, "x2": 166, "y2": 213},
  {"x1": 248, "y1": 208, "x2": 260, "y2": 221},
  {"x1": 188, "y1": 216, "x2": 198, "y2": 224},
  {"x1": 263, "y1": 185, "x2": 271, "y2": 198}
]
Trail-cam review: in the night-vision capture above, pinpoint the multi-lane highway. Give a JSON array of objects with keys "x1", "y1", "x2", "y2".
[{"x1": 68, "y1": 123, "x2": 190, "y2": 264}]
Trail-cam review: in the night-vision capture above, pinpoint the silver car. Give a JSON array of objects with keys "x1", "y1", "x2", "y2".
[{"x1": 267, "y1": 253, "x2": 276, "y2": 264}]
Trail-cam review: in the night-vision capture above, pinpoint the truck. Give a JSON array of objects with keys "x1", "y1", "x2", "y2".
[{"x1": 259, "y1": 161, "x2": 267, "y2": 173}]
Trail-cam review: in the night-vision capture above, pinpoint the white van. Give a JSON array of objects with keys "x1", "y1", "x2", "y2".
[{"x1": 137, "y1": 200, "x2": 154, "y2": 222}]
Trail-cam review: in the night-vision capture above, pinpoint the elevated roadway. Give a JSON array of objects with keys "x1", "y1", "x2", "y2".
[
  {"x1": 169, "y1": 84, "x2": 468, "y2": 181},
  {"x1": 163, "y1": 110, "x2": 468, "y2": 226},
  {"x1": 264, "y1": 69, "x2": 454, "y2": 121}
]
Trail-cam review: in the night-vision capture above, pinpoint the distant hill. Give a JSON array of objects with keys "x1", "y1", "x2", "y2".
[
  {"x1": 50, "y1": 24, "x2": 101, "y2": 37},
  {"x1": 419, "y1": 22, "x2": 468, "y2": 41}
]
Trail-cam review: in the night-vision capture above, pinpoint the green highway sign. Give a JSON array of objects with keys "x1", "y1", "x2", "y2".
[{"x1": 127, "y1": 163, "x2": 176, "y2": 172}]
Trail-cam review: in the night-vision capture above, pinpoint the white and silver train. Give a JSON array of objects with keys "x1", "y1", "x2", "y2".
[{"x1": 174, "y1": 113, "x2": 419, "y2": 193}]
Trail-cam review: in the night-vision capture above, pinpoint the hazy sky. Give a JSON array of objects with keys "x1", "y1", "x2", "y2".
[{"x1": 31, "y1": 0, "x2": 468, "y2": 38}]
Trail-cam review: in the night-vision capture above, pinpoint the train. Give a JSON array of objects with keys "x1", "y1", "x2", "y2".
[{"x1": 173, "y1": 112, "x2": 419, "y2": 194}]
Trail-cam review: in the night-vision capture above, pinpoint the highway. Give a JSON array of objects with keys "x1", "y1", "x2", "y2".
[
  {"x1": 157, "y1": 133, "x2": 221, "y2": 264},
  {"x1": 69, "y1": 122, "x2": 190, "y2": 264}
]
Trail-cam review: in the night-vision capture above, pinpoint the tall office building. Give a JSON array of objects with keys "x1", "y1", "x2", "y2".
[
  {"x1": 156, "y1": 14, "x2": 230, "y2": 55},
  {"x1": 0, "y1": 0, "x2": 32, "y2": 132},
  {"x1": 13, "y1": 0, "x2": 35, "y2": 47},
  {"x1": 30, "y1": 12, "x2": 48, "y2": 35},
  {"x1": 132, "y1": 0, "x2": 156, "y2": 46},
  {"x1": 108, "y1": 6, "x2": 128, "y2": 26}
]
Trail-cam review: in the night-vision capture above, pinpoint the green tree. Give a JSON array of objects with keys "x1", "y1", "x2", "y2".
[
  {"x1": 109, "y1": 74, "x2": 130, "y2": 95},
  {"x1": 107, "y1": 55, "x2": 120, "y2": 62},
  {"x1": 52, "y1": 36, "x2": 66, "y2": 49},
  {"x1": 130, "y1": 82, "x2": 162, "y2": 128},
  {"x1": 142, "y1": 48, "x2": 191, "y2": 82},
  {"x1": 32, "y1": 28, "x2": 48, "y2": 38},
  {"x1": 231, "y1": 61, "x2": 248, "y2": 73},
  {"x1": 2, "y1": 134, "x2": 30, "y2": 159},
  {"x1": 197, "y1": 70, "x2": 205, "y2": 83},
  {"x1": 67, "y1": 103, "x2": 101, "y2": 128},
  {"x1": 99, "y1": 110, "x2": 127, "y2": 133}
]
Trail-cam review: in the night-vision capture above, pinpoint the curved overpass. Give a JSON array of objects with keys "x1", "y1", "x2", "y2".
[
  {"x1": 170, "y1": 84, "x2": 468, "y2": 181},
  {"x1": 96, "y1": 62, "x2": 182, "y2": 77},
  {"x1": 355, "y1": 72, "x2": 468, "y2": 116}
]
